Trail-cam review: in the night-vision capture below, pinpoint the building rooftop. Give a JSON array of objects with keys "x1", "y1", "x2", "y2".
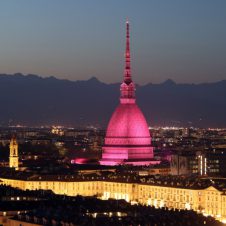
[{"x1": 1, "y1": 168, "x2": 226, "y2": 192}]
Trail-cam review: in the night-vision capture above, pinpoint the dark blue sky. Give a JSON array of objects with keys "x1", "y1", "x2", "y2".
[{"x1": 0, "y1": 0, "x2": 225, "y2": 84}]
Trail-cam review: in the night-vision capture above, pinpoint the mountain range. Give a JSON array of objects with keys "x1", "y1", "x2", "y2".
[{"x1": 0, "y1": 73, "x2": 226, "y2": 128}]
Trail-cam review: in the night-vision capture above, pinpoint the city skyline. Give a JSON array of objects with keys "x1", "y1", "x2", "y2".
[
  {"x1": 0, "y1": 2, "x2": 226, "y2": 225},
  {"x1": 0, "y1": 1, "x2": 225, "y2": 84}
]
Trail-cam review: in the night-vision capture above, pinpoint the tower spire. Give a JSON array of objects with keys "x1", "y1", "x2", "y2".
[
  {"x1": 124, "y1": 19, "x2": 131, "y2": 83},
  {"x1": 120, "y1": 19, "x2": 135, "y2": 102}
]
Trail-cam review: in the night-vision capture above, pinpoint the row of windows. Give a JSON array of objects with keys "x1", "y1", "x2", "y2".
[{"x1": 3, "y1": 180, "x2": 226, "y2": 206}]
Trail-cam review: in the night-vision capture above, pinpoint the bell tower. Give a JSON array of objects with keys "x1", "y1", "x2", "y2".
[{"x1": 9, "y1": 136, "x2": 19, "y2": 170}]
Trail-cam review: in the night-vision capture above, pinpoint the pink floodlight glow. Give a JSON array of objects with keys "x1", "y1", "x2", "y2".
[
  {"x1": 100, "y1": 21, "x2": 156, "y2": 166},
  {"x1": 71, "y1": 158, "x2": 89, "y2": 164}
]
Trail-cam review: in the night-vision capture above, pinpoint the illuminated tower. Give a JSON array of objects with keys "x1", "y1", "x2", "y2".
[
  {"x1": 100, "y1": 20, "x2": 154, "y2": 166},
  {"x1": 9, "y1": 136, "x2": 19, "y2": 169}
]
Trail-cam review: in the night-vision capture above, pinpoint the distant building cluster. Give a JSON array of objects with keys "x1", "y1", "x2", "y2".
[{"x1": 1, "y1": 126, "x2": 226, "y2": 178}]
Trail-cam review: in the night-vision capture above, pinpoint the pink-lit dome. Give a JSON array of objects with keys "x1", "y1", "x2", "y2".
[
  {"x1": 105, "y1": 102, "x2": 152, "y2": 146},
  {"x1": 100, "y1": 20, "x2": 157, "y2": 166},
  {"x1": 100, "y1": 101, "x2": 154, "y2": 166}
]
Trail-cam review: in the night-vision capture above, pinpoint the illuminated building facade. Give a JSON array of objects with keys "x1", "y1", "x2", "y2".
[
  {"x1": 100, "y1": 21, "x2": 154, "y2": 166},
  {"x1": 0, "y1": 175, "x2": 226, "y2": 223},
  {"x1": 171, "y1": 149, "x2": 226, "y2": 176},
  {"x1": 9, "y1": 137, "x2": 19, "y2": 170}
]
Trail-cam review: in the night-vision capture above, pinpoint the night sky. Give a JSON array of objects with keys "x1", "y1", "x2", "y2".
[{"x1": 0, "y1": 0, "x2": 226, "y2": 84}]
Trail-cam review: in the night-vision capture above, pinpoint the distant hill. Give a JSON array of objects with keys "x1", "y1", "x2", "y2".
[{"x1": 0, "y1": 73, "x2": 226, "y2": 128}]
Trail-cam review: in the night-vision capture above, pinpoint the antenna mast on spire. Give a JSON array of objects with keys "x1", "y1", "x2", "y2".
[{"x1": 124, "y1": 19, "x2": 131, "y2": 83}]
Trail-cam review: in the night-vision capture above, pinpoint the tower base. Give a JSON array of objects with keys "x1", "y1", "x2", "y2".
[
  {"x1": 100, "y1": 145, "x2": 158, "y2": 166},
  {"x1": 99, "y1": 158, "x2": 160, "y2": 166}
]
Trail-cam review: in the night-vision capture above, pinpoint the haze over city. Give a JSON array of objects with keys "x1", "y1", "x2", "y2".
[{"x1": 0, "y1": 0, "x2": 226, "y2": 84}]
